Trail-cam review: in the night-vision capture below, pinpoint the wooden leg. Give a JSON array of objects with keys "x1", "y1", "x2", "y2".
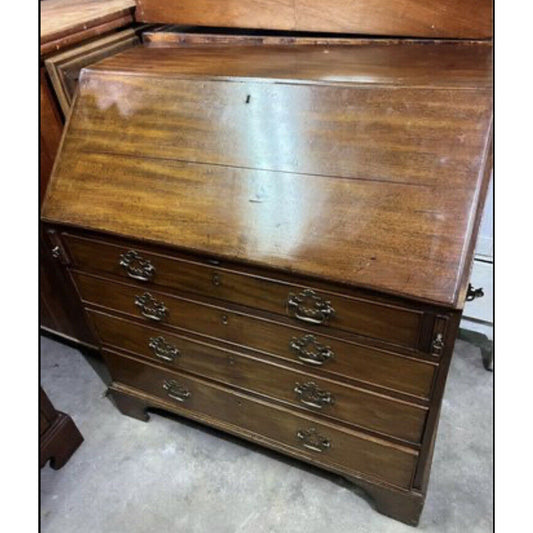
[
  {"x1": 40, "y1": 412, "x2": 84, "y2": 469},
  {"x1": 344, "y1": 475, "x2": 425, "y2": 526},
  {"x1": 108, "y1": 386, "x2": 150, "y2": 422}
]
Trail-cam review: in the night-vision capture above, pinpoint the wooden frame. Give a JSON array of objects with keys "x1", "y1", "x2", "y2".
[
  {"x1": 40, "y1": 0, "x2": 136, "y2": 55},
  {"x1": 45, "y1": 27, "x2": 149, "y2": 117}
]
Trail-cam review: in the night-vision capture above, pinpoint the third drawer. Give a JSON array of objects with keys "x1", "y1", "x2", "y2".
[{"x1": 88, "y1": 309, "x2": 428, "y2": 443}]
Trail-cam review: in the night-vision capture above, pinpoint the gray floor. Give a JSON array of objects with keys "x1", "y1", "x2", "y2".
[{"x1": 40, "y1": 335, "x2": 493, "y2": 533}]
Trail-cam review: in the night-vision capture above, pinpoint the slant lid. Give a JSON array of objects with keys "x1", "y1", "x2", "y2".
[{"x1": 42, "y1": 43, "x2": 493, "y2": 308}]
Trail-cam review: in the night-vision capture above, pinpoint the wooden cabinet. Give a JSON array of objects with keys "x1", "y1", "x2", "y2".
[
  {"x1": 41, "y1": 42, "x2": 492, "y2": 525},
  {"x1": 40, "y1": 1, "x2": 144, "y2": 346},
  {"x1": 40, "y1": 387, "x2": 83, "y2": 469}
]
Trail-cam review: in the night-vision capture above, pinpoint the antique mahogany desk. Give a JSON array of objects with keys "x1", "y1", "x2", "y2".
[{"x1": 41, "y1": 42, "x2": 493, "y2": 524}]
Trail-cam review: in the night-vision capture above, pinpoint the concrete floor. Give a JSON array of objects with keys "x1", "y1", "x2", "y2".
[{"x1": 40, "y1": 335, "x2": 493, "y2": 533}]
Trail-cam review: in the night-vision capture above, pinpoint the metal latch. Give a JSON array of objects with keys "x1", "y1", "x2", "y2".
[{"x1": 466, "y1": 283, "x2": 484, "y2": 301}]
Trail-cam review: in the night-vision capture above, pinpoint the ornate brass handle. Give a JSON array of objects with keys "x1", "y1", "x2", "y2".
[
  {"x1": 149, "y1": 336, "x2": 180, "y2": 362},
  {"x1": 296, "y1": 428, "x2": 331, "y2": 453},
  {"x1": 120, "y1": 250, "x2": 155, "y2": 281},
  {"x1": 162, "y1": 380, "x2": 191, "y2": 402},
  {"x1": 289, "y1": 334, "x2": 334, "y2": 366},
  {"x1": 134, "y1": 292, "x2": 168, "y2": 322},
  {"x1": 294, "y1": 382, "x2": 334, "y2": 409},
  {"x1": 287, "y1": 289, "x2": 335, "y2": 325}
]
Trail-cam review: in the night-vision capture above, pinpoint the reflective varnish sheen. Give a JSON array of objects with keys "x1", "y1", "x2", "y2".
[{"x1": 41, "y1": 41, "x2": 493, "y2": 526}]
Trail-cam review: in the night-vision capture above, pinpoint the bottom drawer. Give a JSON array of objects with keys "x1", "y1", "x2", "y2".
[{"x1": 103, "y1": 348, "x2": 418, "y2": 489}]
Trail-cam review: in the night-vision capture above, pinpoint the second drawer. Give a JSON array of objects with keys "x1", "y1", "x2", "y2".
[{"x1": 88, "y1": 309, "x2": 428, "y2": 443}]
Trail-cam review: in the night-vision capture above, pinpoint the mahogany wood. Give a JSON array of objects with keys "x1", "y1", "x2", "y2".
[
  {"x1": 135, "y1": 0, "x2": 493, "y2": 39},
  {"x1": 142, "y1": 28, "x2": 412, "y2": 48},
  {"x1": 45, "y1": 27, "x2": 145, "y2": 117},
  {"x1": 73, "y1": 271, "x2": 432, "y2": 362},
  {"x1": 104, "y1": 348, "x2": 418, "y2": 489},
  {"x1": 87, "y1": 309, "x2": 437, "y2": 400},
  {"x1": 88, "y1": 310, "x2": 428, "y2": 443},
  {"x1": 65, "y1": 235, "x2": 425, "y2": 348},
  {"x1": 39, "y1": 1, "x2": 136, "y2": 345},
  {"x1": 109, "y1": 382, "x2": 426, "y2": 524},
  {"x1": 40, "y1": 15, "x2": 135, "y2": 57},
  {"x1": 40, "y1": 68, "x2": 63, "y2": 204},
  {"x1": 41, "y1": 40, "x2": 492, "y2": 525},
  {"x1": 78, "y1": 42, "x2": 493, "y2": 87},
  {"x1": 40, "y1": 231, "x2": 96, "y2": 346},
  {"x1": 40, "y1": 0, "x2": 135, "y2": 56},
  {"x1": 42, "y1": 44, "x2": 493, "y2": 308},
  {"x1": 40, "y1": 387, "x2": 84, "y2": 469}
]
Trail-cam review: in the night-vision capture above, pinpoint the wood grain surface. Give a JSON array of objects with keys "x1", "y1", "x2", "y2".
[
  {"x1": 88, "y1": 309, "x2": 436, "y2": 400},
  {"x1": 40, "y1": 69, "x2": 63, "y2": 203},
  {"x1": 72, "y1": 271, "x2": 423, "y2": 354},
  {"x1": 41, "y1": 0, "x2": 135, "y2": 45},
  {"x1": 42, "y1": 44, "x2": 493, "y2": 307},
  {"x1": 87, "y1": 310, "x2": 428, "y2": 443},
  {"x1": 142, "y1": 28, "x2": 409, "y2": 48},
  {"x1": 135, "y1": 0, "x2": 493, "y2": 39},
  {"x1": 86, "y1": 43, "x2": 492, "y2": 87},
  {"x1": 44, "y1": 27, "x2": 144, "y2": 116},
  {"x1": 64, "y1": 235, "x2": 425, "y2": 348},
  {"x1": 103, "y1": 348, "x2": 419, "y2": 488}
]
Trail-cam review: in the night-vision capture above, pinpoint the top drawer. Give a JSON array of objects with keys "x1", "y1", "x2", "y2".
[{"x1": 62, "y1": 233, "x2": 425, "y2": 350}]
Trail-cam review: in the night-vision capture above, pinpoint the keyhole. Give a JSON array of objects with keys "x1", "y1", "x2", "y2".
[
  {"x1": 221, "y1": 314, "x2": 228, "y2": 325},
  {"x1": 245, "y1": 94, "x2": 251, "y2": 104}
]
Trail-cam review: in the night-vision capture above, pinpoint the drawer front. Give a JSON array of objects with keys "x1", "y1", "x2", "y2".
[
  {"x1": 63, "y1": 233, "x2": 424, "y2": 348},
  {"x1": 75, "y1": 272, "x2": 436, "y2": 398},
  {"x1": 89, "y1": 310, "x2": 428, "y2": 442},
  {"x1": 103, "y1": 348, "x2": 418, "y2": 489}
]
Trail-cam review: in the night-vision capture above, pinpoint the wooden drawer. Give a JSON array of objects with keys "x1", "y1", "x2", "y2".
[
  {"x1": 75, "y1": 272, "x2": 436, "y2": 398},
  {"x1": 63, "y1": 233, "x2": 424, "y2": 349},
  {"x1": 88, "y1": 310, "x2": 428, "y2": 443},
  {"x1": 103, "y1": 348, "x2": 418, "y2": 489}
]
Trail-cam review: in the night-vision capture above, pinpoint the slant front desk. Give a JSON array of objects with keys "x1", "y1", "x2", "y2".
[{"x1": 42, "y1": 42, "x2": 493, "y2": 525}]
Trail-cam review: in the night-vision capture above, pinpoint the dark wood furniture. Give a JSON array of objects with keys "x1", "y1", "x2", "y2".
[
  {"x1": 135, "y1": 0, "x2": 493, "y2": 39},
  {"x1": 40, "y1": 387, "x2": 84, "y2": 469},
  {"x1": 45, "y1": 26, "x2": 145, "y2": 118},
  {"x1": 40, "y1": 0, "x2": 136, "y2": 56},
  {"x1": 40, "y1": 0, "x2": 142, "y2": 346},
  {"x1": 41, "y1": 42, "x2": 492, "y2": 525}
]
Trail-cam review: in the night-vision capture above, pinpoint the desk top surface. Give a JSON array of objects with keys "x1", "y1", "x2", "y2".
[
  {"x1": 91, "y1": 42, "x2": 493, "y2": 88},
  {"x1": 42, "y1": 43, "x2": 493, "y2": 308}
]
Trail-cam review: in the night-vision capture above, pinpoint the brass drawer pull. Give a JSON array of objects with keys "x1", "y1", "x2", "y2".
[
  {"x1": 296, "y1": 428, "x2": 331, "y2": 453},
  {"x1": 287, "y1": 289, "x2": 335, "y2": 325},
  {"x1": 294, "y1": 382, "x2": 334, "y2": 409},
  {"x1": 149, "y1": 336, "x2": 180, "y2": 362},
  {"x1": 120, "y1": 250, "x2": 155, "y2": 281},
  {"x1": 289, "y1": 334, "x2": 334, "y2": 366},
  {"x1": 134, "y1": 292, "x2": 168, "y2": 322},
  {"x1": 162, "y1": 379, "x2": 190, "y2": 402}
]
